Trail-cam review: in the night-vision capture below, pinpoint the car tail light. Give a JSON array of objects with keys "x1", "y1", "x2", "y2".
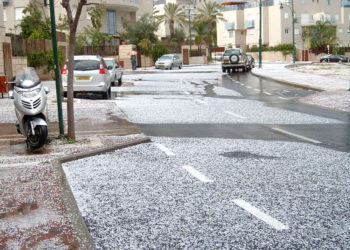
[
  {"x1": 99, "y1": 62, "x2": 106, "y2": 74},
  {"x1": 61, "y1": 62, "x2": 68, "y2": 75}
]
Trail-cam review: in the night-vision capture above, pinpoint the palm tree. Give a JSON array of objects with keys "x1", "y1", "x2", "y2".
[
  {"x1": 160, "y1": 3, "x2": 187, "y2": 38},
  {"x1": 195, "y1": 1, "x2": 225, "y2": 58},
  {"x1": 193, "y1": 20, "x2": 208, "y2": 51},
  {"x1": 302, "y1": 21, "x2": 338, "y2": 50}
]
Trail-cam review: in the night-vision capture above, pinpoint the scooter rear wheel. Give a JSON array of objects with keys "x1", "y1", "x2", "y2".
[{"x1": 27, "y1": 125, "x2": 48, "y2": 149}]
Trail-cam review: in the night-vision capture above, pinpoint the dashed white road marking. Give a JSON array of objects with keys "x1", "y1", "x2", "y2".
[
  {"x1": 263, "y1": 91, "x2": 272, "y2": 95},
  {"x1": 278, "y1": 96, "x2": 288, "y2": 100},
  {"x1": 182, "y1": 165, "x2": 213, "y2": 183},
  {"x1": 224, "y1": 110, "x2": 246, "y2": 119},
  {"x1": 240, "y1": 83, "x2": 245, "y2": 86},
  {"x1": 155, "y1": 143, "x2": 175, "y2": 156},
  {"x1": 233, "y1": 199, "x2": 289, "y2": 231},
  {"x1": 246, "y1": 86, "x2": 252, "y2": 89},
  {"x1": 184, "y1": 91, "x2": 191, "y2": 95},
  {"x1": 253, "y1": 88, "x2": 260, "y2": 92},
  {"x1": 272, "y1": 127, "x2": 322, "y2": 144},
  {"x1": 194, "y1": 99, "x2": 208, "y2": 105}
]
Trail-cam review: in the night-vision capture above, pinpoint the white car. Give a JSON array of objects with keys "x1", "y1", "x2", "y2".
[
  {"x1": 103, "y1": 58, "x2": 123, "y2": 86},
  {"x1": 61, "y1": 55, "x2": 112, "y2": 99},
  {"x1": 155, "y1": 54, "x2": 182, "y2": 70}
]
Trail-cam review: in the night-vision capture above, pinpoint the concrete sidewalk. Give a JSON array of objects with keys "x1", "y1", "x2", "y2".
[
  {"x1": 252, "y1": 62, "x2": 350, "y2": 113},
  {"x1": 252, "y1": 62, "x2": 350, "y2": 91}
]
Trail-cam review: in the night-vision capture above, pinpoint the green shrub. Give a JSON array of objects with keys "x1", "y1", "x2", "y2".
[
  {"x1": 27, "y1": 50, "x2": 65, "y2": 73},
  {"x1": 151, "y1": 43, "x2": 170, "y2": 62}
]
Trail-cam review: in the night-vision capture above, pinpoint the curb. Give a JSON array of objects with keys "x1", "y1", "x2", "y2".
[
  {"x1": 52, "y1": 136, "x2": 151, "y2": 249},
  {"x1": 251, "y1": 70, "x2": 324, "y2": 92}
]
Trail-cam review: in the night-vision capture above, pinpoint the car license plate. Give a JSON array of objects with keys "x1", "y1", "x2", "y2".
[{"x1": 77, "y1": 76, "x2": 91, "y2": 80}]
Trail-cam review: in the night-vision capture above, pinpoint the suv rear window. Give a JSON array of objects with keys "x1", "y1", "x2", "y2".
[
  {"x1": 74, "y1": 60, "x2": 100, "y2": 71},
  {"x1": 224, "y1": 49, "x2": 241, "y2": 56}
]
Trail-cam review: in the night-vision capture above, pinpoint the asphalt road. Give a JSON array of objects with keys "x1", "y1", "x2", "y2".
[{"x1": 63, "y1": 68, "x2": 350, "y2": 249}]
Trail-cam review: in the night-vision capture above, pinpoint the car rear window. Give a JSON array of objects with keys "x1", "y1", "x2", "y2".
[
  {"x1": 74, "y1": 60, "x2": 100, "y2": 71},
  {"x1": 224, "y1": 49, "x2": 241, "y2": 56},
  {"x1": 104, "y1": 60, "x2": 114, "y2": 67}
]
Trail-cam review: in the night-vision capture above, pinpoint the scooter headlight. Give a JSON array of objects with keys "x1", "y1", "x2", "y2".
[{"x1": 18, "y1": 88, "x2": 41, "y2": 98}]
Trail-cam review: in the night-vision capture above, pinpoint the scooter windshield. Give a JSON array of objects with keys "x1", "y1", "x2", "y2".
[{"x1": 15, "y1": 67, "x2": 40, "y2": 88}]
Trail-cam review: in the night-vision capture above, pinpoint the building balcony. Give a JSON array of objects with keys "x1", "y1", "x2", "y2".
[
  {"x1": 300, "y1": 19, "x2": 315, "y2": 26},
  {"x1": 97, "y1": 0, "x2": 140, "y2": 11},
  {"x1": 225, "y1": 22, "x2": 235, "y2": 31},
  {"x1": 244, "y1": 20, "x2": 254, "y2": 29}
]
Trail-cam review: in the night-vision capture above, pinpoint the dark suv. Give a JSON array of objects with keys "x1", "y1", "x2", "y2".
[{"x1": 221, "y1": 48, "x2": 249, "y2": 73}]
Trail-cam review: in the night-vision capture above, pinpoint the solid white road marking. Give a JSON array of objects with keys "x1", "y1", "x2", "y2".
[
  {"x1": 264, "y1": 92, "x2": 272, "y2": 95},
  {"x1": 155, "y1": 143, "x2": 175, "y2": 156},
  {"x1": 224, "y1": 110, "x2": 246, "y2": 119},
  {"x1": 272, "y1": 127, "x2": 322, "y2": 144},
  {"x1": 182, "y1": 165, "x2": 213, "y2": 183},
  {"x1": 194, "y1": 99, "x2": 208, "y2": 105},
  {"x1": 233, "y1": 199, "x2": 289, "y2": 231}
]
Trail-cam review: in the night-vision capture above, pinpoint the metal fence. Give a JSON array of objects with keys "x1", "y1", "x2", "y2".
[{"x1": 82, "y1": 45, "x2": 119, "y2": 56}]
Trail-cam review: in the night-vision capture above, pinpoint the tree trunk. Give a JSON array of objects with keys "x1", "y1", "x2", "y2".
[
  {"x1": 169, "y1": 21, "x2": 174, "y2": 38},
  {"x1": 67, "y1": 31, "x2": 76, "y2": 140}
]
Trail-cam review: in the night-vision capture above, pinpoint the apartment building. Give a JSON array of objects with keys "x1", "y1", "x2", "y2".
[
  {"x1": 2, "y1": 0, "x2": 153, "y2": 44},
  {"x1": 216, "y1": 0, "x2": 350, "y2": 49}
]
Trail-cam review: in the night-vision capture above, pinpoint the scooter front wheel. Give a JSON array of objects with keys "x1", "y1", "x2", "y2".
[{"x1": 27, "y1": 125, "x2": 48, "y2": 149}]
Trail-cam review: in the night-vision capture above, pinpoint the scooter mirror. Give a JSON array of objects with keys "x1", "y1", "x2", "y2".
[
  {"x1": 8, "y1": 90, "x2": 14, "y2": 99},
  {"x1": 44, "y1": 87, "x2": 50, "y2": 94}
]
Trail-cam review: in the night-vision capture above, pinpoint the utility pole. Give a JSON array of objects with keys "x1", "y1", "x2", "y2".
[
  {"x1": 189, "y1": 3, "x2": 191, "y2": 53},
  {"x1": 259, "y1": 0, "x2": 262, "y2": 68},
  {"x1": 48, "y1": 0, "x2": 64, "y2": 137},
  {"x1": 291, "y1": 0, "x2": 296, "y2": 63}
]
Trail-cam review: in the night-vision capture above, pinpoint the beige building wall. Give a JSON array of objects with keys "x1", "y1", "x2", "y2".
[
  {"x1": 217, "y1": 0, "x2": 350, "y2": 49},
  {"x1": 3, "y1": 0, "x2": 153, "y2": 42}
]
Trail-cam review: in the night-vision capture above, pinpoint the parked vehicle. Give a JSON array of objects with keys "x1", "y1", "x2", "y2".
[
  {"x1": 247, "y1": 55, "x2": 255, "y2": 70},
  {"x1": 320, "y1": 54, "x2": 349, "y2": 63},
  {"x1": 221, "y1": 48, "x2": 249, "y2": 73},
  {"x1": 213, "y1": 52, "x2": 224, "y2": 62},
  {"x1": 7, "y1": 68, "x2": 50, "y2": 149},
  {"x1": 104, "y1": 58, "x2": 123, "y2": 86},
  {"x1": 155, "y1": 54, "x2": 182, "y2": 70},
  {"x1": 61, "y1": 55, "x2": 112, "y2": 99}
]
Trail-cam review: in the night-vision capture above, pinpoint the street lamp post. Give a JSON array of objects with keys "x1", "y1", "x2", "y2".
[
  {"x1": 259, "y1": 0, "x2": 262, "y2": 68},
  {"x1": 48, "y1": 0, "x2": 64, "y2": 136}
]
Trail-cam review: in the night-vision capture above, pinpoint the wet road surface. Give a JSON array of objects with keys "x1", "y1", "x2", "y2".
[
  {"x1": 115, "y1": 71, "x2": 350, "y2": 152},
  {"x1": 63, "y1": 68, "x2": 350, "y2": 249}
]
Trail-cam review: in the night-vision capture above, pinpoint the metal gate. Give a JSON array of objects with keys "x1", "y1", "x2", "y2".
[
  {"x1": 183, "y1": 49, "x2": 189, "y2": 65},
  {"x1": 3, "y1": 42, "x2": 13, "y2": 80}
]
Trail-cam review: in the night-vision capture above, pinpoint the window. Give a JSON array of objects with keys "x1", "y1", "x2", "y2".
[
  {"x1": 229, "y1": 31, "x2": 233, "y2": 38},
  {"x1": 285, "y1": 28, "x2": 289, "y2": 34},
  {"x1": 326, "y1": 0, "x2": 331, "y2": 5},
  {"x1": 249, "y1": 29, "x2": 255, "y2": 35},
  {"x1": 107, "y1": 10, "x2": 117, "y2": 35},
  {"x1": 295, "y1": 28, "x2": 299, "y2": 35},
  {"x1": 335, "y1": 14, "x2": 339, "y2": 22},
  {"x1": 284, "y1": 12, "x2": 289, "y2": 19},
  {"x1": 3, "y1": 9, "x2": 7, "y2": 22},
  {"x1": 15, "y1": 7, "x2": 25, "y2": 21}
]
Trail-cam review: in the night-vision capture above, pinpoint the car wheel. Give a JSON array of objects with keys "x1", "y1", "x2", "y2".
[
  {"x1": 179, "y1": 64, "x2": 182, "y2": 69},
  {"x1": 169, "y1": 64, "x2": 173, "y2": 70},
  {"x1": 222, "y1": 67, "x2": 226, "y2": 73},
  {"x1": 118, "y1": 77, "x2": 122, "y2": 86},
  {"x1": 63, "y1": 92, "x2": 67, "y2": 98}
]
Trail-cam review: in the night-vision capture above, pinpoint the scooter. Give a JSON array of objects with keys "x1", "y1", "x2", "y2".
[{"x1": 7, "y1": 67, "x2": 50, "y2": 149}]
